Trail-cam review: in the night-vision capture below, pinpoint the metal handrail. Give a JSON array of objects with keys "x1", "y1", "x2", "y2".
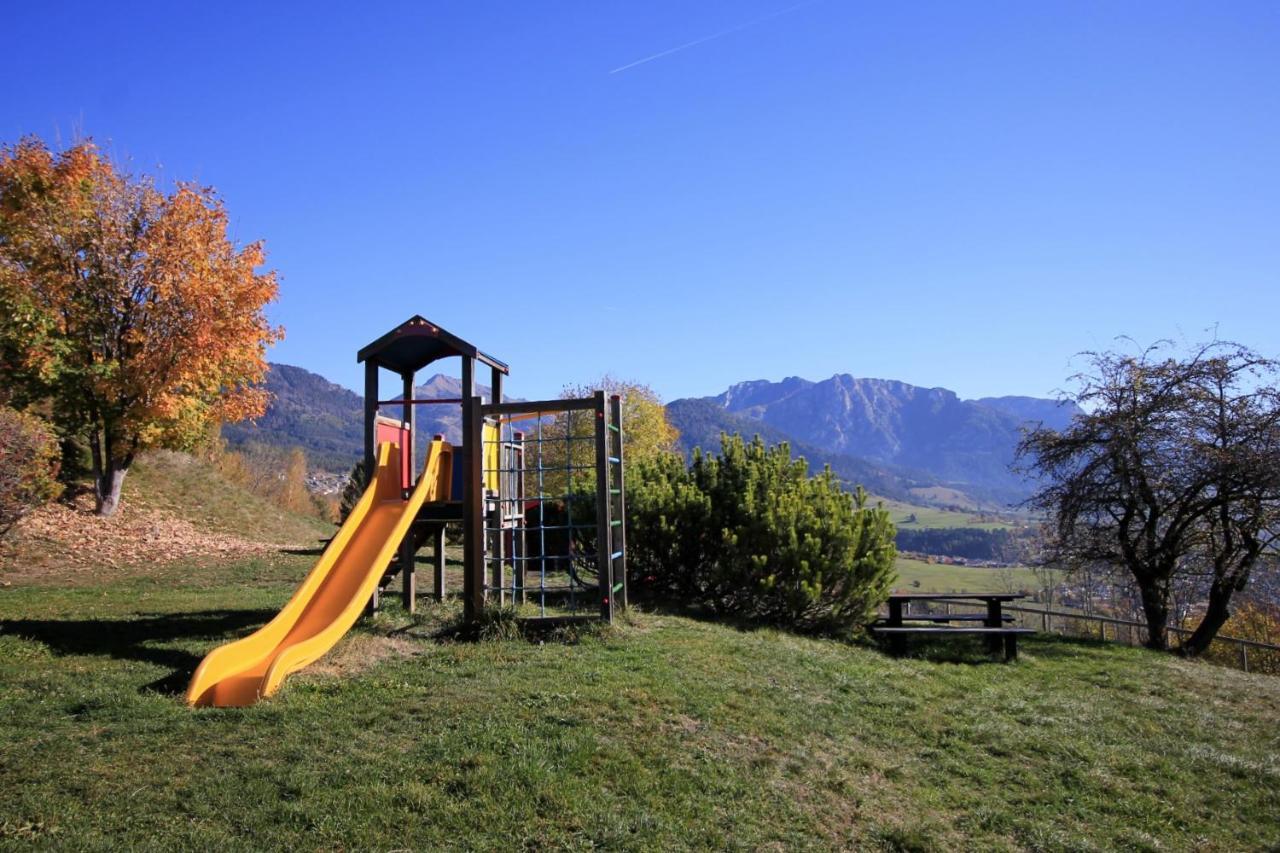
[{"x1": 905, "y1": 600, "x2": 1280, "y2": 674}]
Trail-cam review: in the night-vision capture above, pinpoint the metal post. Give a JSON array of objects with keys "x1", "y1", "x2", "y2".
[
  {"x1": 514, "y1": 430, "x2": 526, "y2": 607},
  {"x1": 609, "y1": 394, "x2": 627, "y2": 611},
  {"x1": 593, "y1": 391, "x2": 613, "y2": 622},
  {"x1": 463, "y1": 393, "x2": 485, "y2": 621}
]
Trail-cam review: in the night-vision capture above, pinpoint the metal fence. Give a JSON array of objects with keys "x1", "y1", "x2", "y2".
[{"x1": 918, "y1": 600, "x2": 1280, "y2": 675}]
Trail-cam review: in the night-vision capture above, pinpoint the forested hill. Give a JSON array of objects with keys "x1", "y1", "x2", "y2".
[
  {"x1": 222, "y1": 364, "x2": 363, "y2": 472},
  {"x1": 222, "y1": 364, "x2": 489, "y2": 473}
]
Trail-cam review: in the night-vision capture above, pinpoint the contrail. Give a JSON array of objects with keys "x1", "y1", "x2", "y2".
[{"x1": 609, "y1": 0, "x2": 821, "y2": 75}]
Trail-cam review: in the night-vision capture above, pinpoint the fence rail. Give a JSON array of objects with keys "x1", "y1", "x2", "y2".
[{"x1": 908, "y1": 600, "x2": 1280, "y2": 675}]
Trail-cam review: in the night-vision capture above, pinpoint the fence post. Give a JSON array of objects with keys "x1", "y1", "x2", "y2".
[
  {"x1": 1042, "y1": 610, "x2": 1049, "y2": 633},
  {"x1": 1240, "y1": 643, "x2": 1249, "y2": 673}
]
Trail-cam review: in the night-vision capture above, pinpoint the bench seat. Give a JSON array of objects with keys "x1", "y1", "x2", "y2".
[
  {"x1": 869, "y1": 625, "x2": 1034, "y2": 661},
  {"x1": 869, "y1": 626, "x2": 1034, "y2": 635},
  {"x1": 874, "y1": 613, "x2": 1013, "y2": 624}
]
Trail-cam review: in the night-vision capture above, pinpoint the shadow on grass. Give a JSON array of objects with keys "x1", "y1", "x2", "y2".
[{"x1": 0, "y1": 609, "x2": 275, "y2": 696}]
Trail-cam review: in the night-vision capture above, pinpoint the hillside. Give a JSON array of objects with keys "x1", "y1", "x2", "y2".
[
  {"x1": 679, "y1": 375, "x2": 1082, "y2": 505},
  {"x1": 0, "y1": 450, "x2": 332, "y2": 586},
  {"x1": 221, "y1": 364, "x2": 363, "y2": 472},
  {"x1": 222, "y1": 364, "x2": 490, "y2": 473},
  {"x1": 1, "y1": 568, "x2": 1276, "y2": 849}
]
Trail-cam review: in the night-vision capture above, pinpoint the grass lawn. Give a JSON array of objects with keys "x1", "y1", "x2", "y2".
[
  {"x1": 892, "y1": 556, "x2": 1051, "y2": 594},
  {"x1": 1, "y1": 557, "x2": 1277, "y2": 850},
  {"x1": 876, "y1": 497, "x2": 1019, "y2": 531}
]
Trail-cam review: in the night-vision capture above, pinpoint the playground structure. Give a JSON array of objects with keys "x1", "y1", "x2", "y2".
[{"x1": 186, "y1": 316, "x2": 627, "y2": 707}]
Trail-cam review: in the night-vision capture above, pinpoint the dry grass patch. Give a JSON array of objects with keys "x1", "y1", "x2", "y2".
[
  {"x1": 0, "y1": 491, "x2": 278, "y2": 585},
  {"x1": 302, "y1": 633, "x2": 424, "y2": 681}
]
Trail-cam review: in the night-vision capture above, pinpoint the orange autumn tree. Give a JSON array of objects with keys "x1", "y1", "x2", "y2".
[{"x1": 0, "y1": 137, "x2": 281, "y2": 515}]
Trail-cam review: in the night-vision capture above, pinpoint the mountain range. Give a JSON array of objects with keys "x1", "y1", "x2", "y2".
[
  {"x1": 671, "y1": 375, "x2": 1080, "y2": 506},
  {"x1": 223, "y1": 363, "x2": 1080, "y2": 508}
]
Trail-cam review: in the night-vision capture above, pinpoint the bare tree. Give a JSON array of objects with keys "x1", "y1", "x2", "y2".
[{"x1": 1017, "y1": 340, "x2": 1280, "y2": 654}]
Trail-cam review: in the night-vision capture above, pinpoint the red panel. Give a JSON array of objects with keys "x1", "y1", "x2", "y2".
[{"x1": 375, "y1": 419, "x2": 412, "y2": 491}]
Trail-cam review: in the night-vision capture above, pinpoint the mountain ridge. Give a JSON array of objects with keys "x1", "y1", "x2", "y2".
[
  {"x1": 225, "y1": 363, "x2": 1077, "y2": 508},
  {"x1": 671, "y1": 373, "x2": 1081, "y2": 505}
]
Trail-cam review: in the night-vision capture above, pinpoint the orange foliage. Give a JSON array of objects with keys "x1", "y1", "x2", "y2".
[{"x1": 0, "y1": 137, "x2": 282, "y2": 513}]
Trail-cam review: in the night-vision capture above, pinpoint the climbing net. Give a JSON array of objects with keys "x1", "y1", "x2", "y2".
[{"x1": 481, "y1": 397, "x2": 621, "y2": 618}]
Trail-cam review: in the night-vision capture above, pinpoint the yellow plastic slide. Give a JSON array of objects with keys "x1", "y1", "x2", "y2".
[{"x1": 186, "y1": 438, "x2": 453, "y2": 707}]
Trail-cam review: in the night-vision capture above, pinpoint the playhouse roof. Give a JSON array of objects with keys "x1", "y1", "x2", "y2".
[{"x1": 357, "y1": 315, "x2": 509, "y2": 375}]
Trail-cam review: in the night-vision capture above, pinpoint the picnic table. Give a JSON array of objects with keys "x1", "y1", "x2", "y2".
[{"x1": 870, "y1": 592, "x2": 1035, "y2": 661}]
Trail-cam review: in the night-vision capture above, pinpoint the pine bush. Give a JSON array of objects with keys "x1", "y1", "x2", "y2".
[{"x1": 629, "y1": 434, "x2": 896, "y2": 636}]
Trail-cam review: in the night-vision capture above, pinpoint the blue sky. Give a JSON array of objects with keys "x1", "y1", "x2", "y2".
[{"x1": 4, "y1": 1, "x2": 1278, "y2": 402}]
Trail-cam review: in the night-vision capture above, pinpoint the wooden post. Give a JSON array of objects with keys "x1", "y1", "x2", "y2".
[
  {"x1": 489, "y1": 505, "x2": 504, "y2": 606},
  {"x1": 362, "y1": 359, "x2": 380, "y2": 618},
  {"x1": 1240, "y1": 643, "x2": 1249, "y2": 673},
  {"x1": 402, "y1": 371, "x2": 415, "y2": 488},
  {"x1": 985, "y1": 599, "x2": 1003, "y2": 655},
  {"x1": 593, "y1": 391, "x2": 613, "y2": 622},
  {"x1": 400, "y1": 534, "x2": 416, "y2": 614},
  {"x1": 398, "y1": 370, "x2": 417, "y2": 613},
  {"x1": 433, "y1": 525, "x2": 446, "y2": 601},
  {"x1": 363, "y1": 360, "x2": 379, "y2": 488},
  {"x1": 463, "y1": 391, "x2": 484, "y2": 621},
  {"x1": 491, "y1": 366, "x2": 503, "y2": 406}
]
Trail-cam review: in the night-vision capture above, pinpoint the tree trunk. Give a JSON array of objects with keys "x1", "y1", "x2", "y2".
[
  {"x1": 94, "y1": 463, "x2": 130, "y2": 517},
  {"x1": 90, "y1": 425, "x2": 134, "y2": 517},
  {"x1": 1180, "y1": 579, "x2": 1234, "y2": 658},
  {"x1": 1138, "y1": 578, "x2": 1172, "y2": 650}
]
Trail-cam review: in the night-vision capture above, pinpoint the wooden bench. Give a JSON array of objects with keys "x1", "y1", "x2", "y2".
[
  {"x1": 882, "y1": 613, "x2": 1014, "y2": 624},
  {"x1": 870, "y1": 593, "x2": 1034, "y2": 661}
]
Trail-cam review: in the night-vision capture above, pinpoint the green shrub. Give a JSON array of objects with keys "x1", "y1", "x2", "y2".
[
  {"x1": 0, "y1": 406, "x2": 62, "y2": 536},
  {"x1": 629, "y1": 434, "x2": 897, "y2": 636}
]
